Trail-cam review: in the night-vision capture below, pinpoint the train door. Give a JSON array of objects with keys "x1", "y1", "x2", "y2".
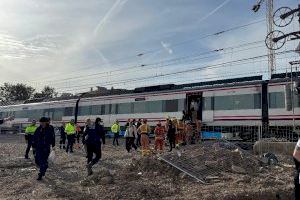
[{"x1": 186, "y1": 92, "x2": 203, "y2": 122}]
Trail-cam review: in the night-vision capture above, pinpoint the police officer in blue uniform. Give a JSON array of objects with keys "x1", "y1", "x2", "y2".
[{"x1": 34, "y1": 117, "x2": 55, "y2": 180}]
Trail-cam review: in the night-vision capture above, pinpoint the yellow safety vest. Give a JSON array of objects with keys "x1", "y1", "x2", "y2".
[
  {"x1": 25, "y1": 125, "x2": 37, "y2": 135},
  {"x1": 65, "y1": 123, "x2": 76, "y2": 135},
  {"x1": 139, "y1": 124, "x2": 149, "y2": 134},
  {"x1": 111, "y1": 123, "x2": 120, "y2": 133}
]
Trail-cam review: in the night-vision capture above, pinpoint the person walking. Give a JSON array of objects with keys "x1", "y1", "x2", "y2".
[
  {"x1": 65, "y1": 119, "x2": 76, "y2": 153},
  {"x1": 167, "y1": 119, "x2": 176, "y2": 152},
  {"x1": 24, "y1": 119, "x2": 38, "y2": 159},
  {"x1": 137, "y1": 119, "x2": 151, "y2": 156},
  {"x1": 33, "y1": 117, "x2": 55, "y2": 180},
  {"x1": 95, "y1": 118, "x2": 105, "y2": 145},
  {"x1": 76, "y1": 125, "x2": 82, "y2": 149},
  {"x1": 83, "y1": 119, "x2": 102, "y2": 176},
  {"x1": 111, "y1": 120, "x2": 120, "y2": 146},
  {"x1": 59, "y1": 122, "x2": 66, "y2": 149},
  {"x1": 135, "y1": 119, "x2": 142, "y2": 147},
  {"x1": 124, "y1": 120, "x2": 137, "y2": 153},
  {"x1": 154, "y1": 121, "x2": 165, "y2": 153}
]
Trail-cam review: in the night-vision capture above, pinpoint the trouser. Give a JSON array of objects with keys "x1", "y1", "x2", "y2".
[
  {"x1": 113, "y1": 133, "x2": 119, "y2": 146},
  {"x1": 155, "y1": 138, "x2": 164, "y2": 151},
  {"x1": 25, "y1": 135, "x2": 35, "y2": 158},
  {"x1": 35, "y1": 149, "x2": 50, "y2": 176},
  {"x1": 125, "y1": 137, "x2": 137, "y2": 152},
  {"x1": 168, "y1": 135, "x2": 176, "y2": 151},
  {"x1": 66, "y1": 134, "x2": 75, "y2": 153},
  {"x1": 136, "y1": 134, "x2": 141, "y2": 147},
  {"x1": 60, "y1": 137, "x2": 66, "y2": 148},
  {"x1": 87, "y1": 143, "x2": 101, "y2": 165},
  {"x1": 76, "y1": 133, "x2": 80, "y2": 143},
  {"x1": 101, "y1": 135, "x2": 106, "y2": 145},
  {"x1": 141, "y1": 134, "x2": 150, "y2": 156},
  {"x1": 295, "y1": 158, "x2": 300, "y2": 200}
]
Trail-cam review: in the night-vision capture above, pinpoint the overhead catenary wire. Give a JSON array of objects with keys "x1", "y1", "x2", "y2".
[
  {"x1": 28, "y1": 18, "x2": 266, "y2": 82},
  {"x1": 33, "y1": 40, "x2": 266, "y2": 85},
  {"x1": 54, "y1": 49, "x2": 295, "y2": 93}
]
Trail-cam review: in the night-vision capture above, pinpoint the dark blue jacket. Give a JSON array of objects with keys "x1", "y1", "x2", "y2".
[
  {"x1": 34, "y1": 125, "x2": 55, "y2": 152},
  {"x1": 60, "y1": 126, "x2": 66, "y2": 139},
  {"x1": 95, "y1": 124, "x2": 105, "y2": 139},
  {"x1": 83, "y1": 125, "x2": 101, "y2": 145}
]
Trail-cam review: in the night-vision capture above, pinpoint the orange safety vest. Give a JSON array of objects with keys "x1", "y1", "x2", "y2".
[
  {"x1": 155, "y1": 127, "x2": 165, "y2": 138},
  {"x1": 139, "y1": 124, "x2": 149, "y2": 134},
  {"x1": 177, "y1": 121, "x2": 184, "y2": 130}
]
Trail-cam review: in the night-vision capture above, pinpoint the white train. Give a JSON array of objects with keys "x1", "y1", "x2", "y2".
[{"x1": 0, "y1": 74, "x2": 299, "y2": 130}]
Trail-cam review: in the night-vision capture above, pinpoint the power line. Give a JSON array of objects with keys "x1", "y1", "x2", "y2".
[
  {"x1": 54, "y1": 49, "x2": 294, "y2": 92},
  {"x1": 28, "y1": 18, "x2": 266, "y2": 82}
]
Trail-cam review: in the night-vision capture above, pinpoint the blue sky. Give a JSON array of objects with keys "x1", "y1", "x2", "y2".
[{"x1": 0, "y1": 0, "x2": 298, "y2": 94}]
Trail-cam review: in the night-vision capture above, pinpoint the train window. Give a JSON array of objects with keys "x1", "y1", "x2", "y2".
[
  {"x1": 147, "y1": 101, "x2": 163, "y2": 113},
  {"x1": 101, "y1": 105, "x2": 105, "y2": 115},
  {"x1": 105, "y1": 104, "x2": 112, "y2": 115},
  {"x1": 64, "y1": 107, "x2": 74, "y2": 116},
  {"x1": 269, "y1": 92, "x2": 285, "y2": 108},
  {"x1": 78, "y1": 106, "x2": 91, "y2": 116},
  {"x1": 134, "y1": 102, "x2": 147, "y2": 113},
  {"x1": 215, "y1": 96, "x2": 234, "y2": 110},
  {"x1": 164, "y1": 100, "x2": 178, "y2": 112},
  {"x1": 112, "y1": 104, "x2": 118, "y2": 114},
  {"x1": 53, "y1": 108, "x2": 64, "y2": 121},
  {"x1": 119, "y1": 103, "x2": 132, "y2": 114},
  {"x1": 234, "y1": 94, "x2": 256, "y2": 109},
  {"x1": 91, "y1": 105, "x2": 101, "y2": 115},
  {"x1": 178, "y1": 99, "x2": 185, "y2": 111},
  {"x1": 254, "y1": 93, "x2": 261, "y2": 109},
  {"x1": 203, "y1": 97, "x2": 213, "y2": 110}
]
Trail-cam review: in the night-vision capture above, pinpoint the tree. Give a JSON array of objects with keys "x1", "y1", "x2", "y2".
[
  {"x1": 0, "y1": 83, "x2": 35, "y2": 102},
  {"x1": 33, "y1": 86, "x2": 57, "y2": 99},
  {"x1": 60, "y1": 93, "x2": 73, "y2": 98}
]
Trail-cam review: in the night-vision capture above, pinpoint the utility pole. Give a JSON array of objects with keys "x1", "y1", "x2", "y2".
[{"x1": 252, "y1": 0, "x2": 275, "y2": 79}]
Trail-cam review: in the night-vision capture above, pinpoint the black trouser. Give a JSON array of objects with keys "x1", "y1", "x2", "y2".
[
  {"x1": 66, "y1": 134, "x2": 75, "y2": 153},
  {"x1": 168, "y1": 135, "x2": 176, "y2": 151},
  {"x1": 76, "y1": 133, "x2": 80, "y2": 143},
  {"x1": 101, "y1": 135, "x2": 106, "y2": 145},
  {"x1": 60, "y1": 136, "x2": 66, "y2": 148},
  {"x1": 136, "y1": 134, "x2": 141, "y2": 147},
  {"x1": 25, "y1": 135, "x2": 35, "y2": 158},
  {"x1": 87, "y1": 143, "x2": 101, "y2": 165},
  {"x1": 125, "y1": 137, "x2": 137, "y2": 152},
  {"x1": 294, "y1": 158, "x2": 300, "y2": 200},
  {"x1": 113, "y1": 133, "x2": 119, "y2": 146},
  {"x1": 35, "y1": 148, "x2": 50, "y2": 176}
]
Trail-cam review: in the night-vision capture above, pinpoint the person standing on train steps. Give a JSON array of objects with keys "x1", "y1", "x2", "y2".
[
  {"x1": 137, "y1": 119, "x2": 151, "y2": 156},
  {"x1": 34, "y1": 117, "x2": 55, "y2": 180},
  {"x1": 65, "y1": 119, "x2": 76, "y2": 153},
  {"x1": 135, "y1": 119, "x2": 142, "y2": 147},
  {"x1": 24, "y1": 119, "x2": 38, "y2": 159},
  {"x1": 111, "y1": 120, "x2": 120, "y2": 146},
  {"x1": 59, "y1": 122, "x2": 66, "y2": 149},
  {"x1": 0, "y1": 116, "x2": 14, "y2": 124}
]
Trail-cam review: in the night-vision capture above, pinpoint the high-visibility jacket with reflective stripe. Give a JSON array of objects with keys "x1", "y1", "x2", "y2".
[
  {"x1": 139, "y1": 124, "x2": 150, "y2": 134},
  {"x1": 65, "y1": 123, "x2": 76, "y2": 135},
  {"x1": 25, "y1": 125, "x2": 37, "y2": 135},
  {"x1": 111, "y1": 123, "x2": 120, "y2": 133}
]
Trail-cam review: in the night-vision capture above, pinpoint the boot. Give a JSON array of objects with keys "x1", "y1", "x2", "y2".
[
  {"x1": 37, "y1": 173, "x2": 43, "y2": 181},
  {"x1": 86, "y1": 163, "x2": 93, "y2": 176}
]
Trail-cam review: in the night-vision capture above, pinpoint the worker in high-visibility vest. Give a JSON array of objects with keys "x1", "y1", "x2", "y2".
[
  {"x1": 24, "y1": 119, "x2": 38, "y2": 159},
  {"x1": 176, "y1": 119, "x2": 185, "y2": 146},
  {"x1": 137, "y1": 119, "x2": 151, "y2": 156},
  {"x1": 65, "y1": 119, "x2": 76, "y2": 153},
  {"x1": 111, "y1": 120, "x2": 120, "y2": 146},
  {"x1": 154, "y1": 121, "x2": 165, "y2": 153}
]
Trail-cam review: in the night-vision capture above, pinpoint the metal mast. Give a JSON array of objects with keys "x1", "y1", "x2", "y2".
[{"x1": 253, "y1": 0, "x2": 275, "y2": 78}]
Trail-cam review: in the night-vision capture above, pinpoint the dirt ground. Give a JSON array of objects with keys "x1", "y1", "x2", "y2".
[{"x1": 0, "y1": 134, "x2": 295, "y2": 200}]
